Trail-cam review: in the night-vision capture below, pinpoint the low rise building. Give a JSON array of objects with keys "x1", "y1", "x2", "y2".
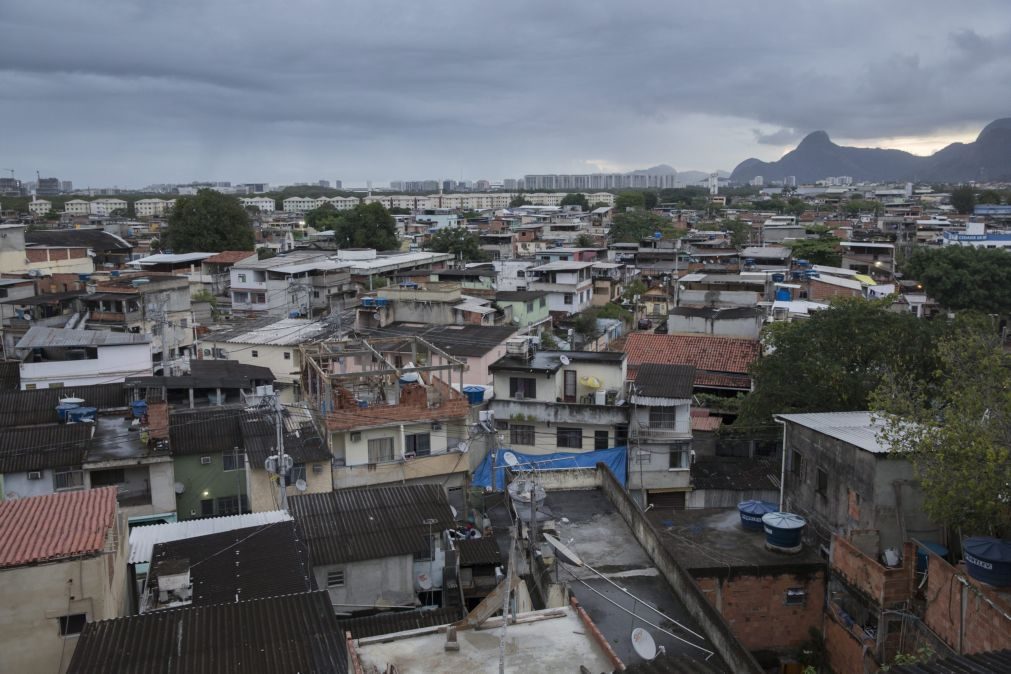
[
  {"x1": 622, "y1": 332, "x2": 760, "y2": 394},
  {"x1": 229, "y1": 251, "x2": 354, "y2": 317},
  {"x1": 133, "y1": 198, "x2": 175, "y2": 217},
  {"x1": 493, "y1": 290, "x2": 551, "y2": 334},
  {"x1": 15, "y1": 326, "x2": 152, "y2": 389},
  {"x1": 527, "y1": 260, "x2": 594, "y2": 316},
  {"x1": 28, "y1": 198, "x2": 52, "y2": 216}
]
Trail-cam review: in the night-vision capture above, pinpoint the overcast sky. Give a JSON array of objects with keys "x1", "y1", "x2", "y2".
[{"x1": 2, "y1": 1, "x2": 1009, "y2": 188}]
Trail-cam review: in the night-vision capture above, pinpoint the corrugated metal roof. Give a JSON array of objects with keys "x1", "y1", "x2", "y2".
[
  {"x1": 775, "y1": 411, "x2": 889, "y2": 454},
  {"x1": 239, "y1": 411, "x2": 331, "y2": 465},
  {"x1": 16, "y1": 326, "x2": 150, "y2": 349},
  {"x1": 148, "y1": 521, "x2": 314, "y2": 606},
  {"x1": 889, "y1": 649, "x2": 1011, "y2": 673},
  {"x1": 0, "y1": 423, "x2": 91, "y2": 473},
  {"x1": 0, "y1": 487, "x2": 118, "y2": 568},
  {"x1": 168, "y1": 407, "x2": 244, "y2": 456},
  {"x1": 128, "y1": 252, "x2": 215, "y2": 265},
  {"x1": 631, "y1": 363, "x2": 696, "y2": 400},
  {"x1": 456, "y1": 537, "x2": 502, "y2": 566},
  {"x1": 67, "y1": 591, "x2": 347, "y2": 674},
  {"x1": 204, "y1": 317, "x2": 335, "y2": 345},
  {"x1": 128, "y1": 510, "x2": 292, "y2": 564},
  {"x1": 0, "y1": 383, "x2": 127, "y2": 427},
  {"x1": 289, "y1": 484, "x2": 456, "y2": 566},
  {"x1": 338, "y1": 607, "x2": 463, "y2": 639}
]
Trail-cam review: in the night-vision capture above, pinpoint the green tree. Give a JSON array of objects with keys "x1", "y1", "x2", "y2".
[
  {"x1": 609, "y1": 211, "x2": 671, "y2": 243},
  {"x1": 735, "y1": 299, "x2": 948, "y2": 433},
  {"x1": 163, "y1": 189, "x2": 253, "y2": 252},
  {"x1": 978, "y1": 189, "x2": 1002, "y2": 205},
  {"x1": 575, "y1": 233, "x2": 596, "y2": 248},
  {"x1": 256, "y1": 247, "x2": 276, "y2": 260},
  {"x1": 304, "y1": 203, "x2": 337, "y2": 230},
  {"x1": 785, "y1": 198, "x2": 807, "y2": 217},
  {"x1": 873, "y1": 319, "x2": 1011, "y2": 535},
  {"x1": 950, "y1": 186, "x2": 976, "y2": 214},
  {"x1": 389, "y1": 206, "x2": 411, "y2": 215},
  {"x1": 428, "y1": 227, "x2": 489, "y2": 261},
  {"x1": 509, "y1": 195, "x2": 531, "y2": 208},
  {"x1": 560, "y1": 193, "x2": 590, "y2": 210},
  {"x1": 788, "y1": 238, "x2": 842, "y2": 266},
  {"x1": 328, "y1": 202, "x2": 399, "y2": 250},
  {"x1": 643, "y1": 191, "x2": 659, "y2": 210},
  {"x1": 572, "y1": 312, "x2": 599, "y2": 340},
  {"x1": 623, "y1": 279, "x2": 647, "y2": 301},
  {"x1": 903, "y1": 246, "x2": 1011, "y2": 314},
  {"x1": 615, "y1": 191, "x2": 646, "y2": 211}
]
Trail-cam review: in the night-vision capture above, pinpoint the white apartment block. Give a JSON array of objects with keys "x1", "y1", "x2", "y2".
[
  {"x1": 90, "y1": 198, "x2": 129, "y2": 216},
  {"x1": 283, "y1": 196, "x2": 360, "y2": 213},
  {"x1": 134, "y1": 198, "x2": 175, "y2": 217},
  {"x1": 239, "y1": 197, "x2": 277, "y2": 213},
  {"x1": 64, "y1": 199, "x2": 91, "y2": 215},
  {"x1": 28, "y1": 199, "x2": 51, "y2": 216}
]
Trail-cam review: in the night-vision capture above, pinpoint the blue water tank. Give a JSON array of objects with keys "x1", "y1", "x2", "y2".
[
  {"x1": 56, "y1": 403, "x2": 78, "y2": 422},
  {"x1": 775, "y1": 288, "x2": 792, "y2": 301},
  {"x1": 916, "y1": 542, "x2": 948, "y2": 573},
  {"x1": 738, "y1": 500, "x2": 778, "y2": 531},
  {"x1": 963, "y1": 537, "x2": 1011, "y2": 587},
  {"x1": 131, "y1": 400, "x2": 149, "y2": 419},
  {"x1": 762, "y1": 512, "x2": 806, "y2": 552},
  {"x1": 66, "y1": 406, "x2": 97, "y2": 423},
  {"x1": 771, "y1": 273, "x2": 786, "y2": 283},
  {"x1": 794, "y1": 259, "x2": 811, "y2": 267},
  {"x1": 462, "y1": 386, "x2": 485, "y2": 405}
]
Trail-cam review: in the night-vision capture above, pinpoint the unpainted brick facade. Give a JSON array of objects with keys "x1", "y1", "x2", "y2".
[{"x1": 923, "y1": 554, "x2": 1011, "y2": 655}]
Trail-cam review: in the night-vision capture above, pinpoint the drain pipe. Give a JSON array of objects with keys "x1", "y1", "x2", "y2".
[{"x1": 774, "y1": 416, "x2": 787, "y2": 511}]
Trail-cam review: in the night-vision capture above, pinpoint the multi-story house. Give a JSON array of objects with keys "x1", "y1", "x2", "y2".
[
  {"x1": 300, "y1": 337, "x2": 473, "y2": 500},
  {"x1": 494, "y1": 290, "x2": 551, "y2": 334},
  {"x1": 488, "y1": 343, "x2": 629, "y2": 455},
  {"x1": 15, "y1": 326, "x2": 152, "y2": 389},
  {"x1": 229, "y1": 251, "x2": 354, "y2": 317},
  {"x1": 64, "y1": 198, "x2": 91, "y2": 215},
  {"x1": 238, "y1": 196, "x2": 277, "y2": 213},
  {"x1": 0, "y1": 488, "x2": 127, "y2": 674},
  {"x1": 527, "y1": 260, "x2": 594, "y2": 316},
  {"x1": 28, "y1": 198, "x2": 51, "y2": 216},
  {"x1": 133, "y1": 198, "x2": 175, "y2": 217},
  {"x1": 90, "y1": 198, "x2": 128, "y2": 216}
]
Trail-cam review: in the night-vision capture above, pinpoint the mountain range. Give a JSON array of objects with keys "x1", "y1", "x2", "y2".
[
  {"x1": 628, "y1": 164, "x2": 730, "y2": 185},
  {"x1": 729, "y1": 118, "x2": 1011, "y2": 184}
]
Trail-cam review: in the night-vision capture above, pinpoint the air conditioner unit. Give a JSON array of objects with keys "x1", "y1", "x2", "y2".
[
  {"x1": 432, "y1": 422, "x2": 442, "y2": 431},
  {"x1": 514, "y1": 392, "x2": 525, "y2": 400},
  {"x1": 27, "y1": 471, "x2": 42, "y2": 480},
  {"x1": 200, "y1": 456, "x2": 212, "y2": 465},
  {"x1": 350, "y1": 431, "x2": 361, "y2": 442},
  {"x1": 312, "y1": 463, "x2": 324, "y2": 474}
]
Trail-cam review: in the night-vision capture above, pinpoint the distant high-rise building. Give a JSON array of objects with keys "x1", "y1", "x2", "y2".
[
  {"x1": 389, "y1": 181, "x2": 405, "y2": 191},
  {"x1": 503, "y1": 179, "x2": 520, "y2": 190},
  {"x1": 334, "y1": 180, "x2": 342, "y2": 189},
  {"x1": 61, "y1": 180, "x2": 73, "y2": 193},
  {"x1": 708, "y1": 172, "x2": 719, "y2": 196},
  {"x1": 785, "y1": 176, "x2": 797, "y2": 188},
  {"x1": 475, "y1": 179, "x2": 490, "y2": 191},
  {"x1": 404, "y1": 180, "x2": 439, "y2": 192},
  {"x1": 442, "y1": 180, "x2": 457, "y2": 192},
  {"x1": 318, "y1": 180, "x2": 331, "y2": 188},
  {"x1": 36, "y1": 177, "x2": 61, "y2": 197},
  {"x1": 0, "y1": 178, "x2": 23, "y2": 197},
  {"x1": 750, "y1": 176, "x2": 764, "y2": 187}
]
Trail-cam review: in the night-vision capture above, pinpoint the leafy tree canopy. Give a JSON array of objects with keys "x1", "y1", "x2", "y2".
[
  {"x1": 977, "y1": 189, "x2": 1002, "y2": 205},
  {"x1": 787, "y1": 237, "x2": 842, "y2": 266},
  {"x1": 643, "y1": 191, "x2": 659, "y2": 210},
  {"x1": 735, "y1": 299, "x2": 950, "y2": 433},
  {"x1": 389, "y1": 206, "x2": 411, "y2": 215},
  {"x1": 950, "y1": 186, "x2": 975, "y2": 214},
  {"x1": 428, "y1": 226, "x2": 489, "y2": 261},
  {"x1": 610, "y1": 211, "x2": 671, "y2": 243},
  {"x1": 509, "y1": 195, "x2": 530, "y2": 208},
  {"x1": 163, "y1": 189, "x2": 253, "y2": 253},
  {"x1": 575, "y1": 233, "x2": 596, "y2": 248},
  {"x1": 903, "y1": 246, "x2": 1011, "y2": 314},
  {"x1": 873, "y1": 317, "x2": 1011, "y2": 535},
  {"x1": 323, "y1": 202, "x2": 399, "y2": 250},
  {"x1": 614, "y1": 191, "x2": 646, "y2": 211},
  {"x1": 560, "y1": 193, "x2": 590, "y2": 210}
]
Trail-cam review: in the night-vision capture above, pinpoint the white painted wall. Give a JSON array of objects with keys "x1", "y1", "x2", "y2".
[{"x1": 20, "y1": 342, "x2": 153, "y2": 389}]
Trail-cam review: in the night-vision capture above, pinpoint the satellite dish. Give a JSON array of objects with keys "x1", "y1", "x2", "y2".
[
  {"x1": 416, "y1": 573, "x2": 433, "y2": 591},
  {"x1": 559, "y1": 354, "x2": 570, "y2": 365},
  {"x1": 173, "y1": 482, "x2": 186, "y2": 495},
  {"x1": 295, "y1": 479, "x2": 307, "y2": 492},
  {"x1": 631, "y1": 628, "x2": 658, "y2": 661},
  {"x1": 503, "y1": 451, "x2": 519, "y2": 467},
  {"x1": 543, "y1": 532, "x2": 584, "y2": 567}
]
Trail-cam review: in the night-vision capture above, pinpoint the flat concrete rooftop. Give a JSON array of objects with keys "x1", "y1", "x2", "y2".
[{"x1": 353, "y1": 606, "x2": 613, "y2": 673}]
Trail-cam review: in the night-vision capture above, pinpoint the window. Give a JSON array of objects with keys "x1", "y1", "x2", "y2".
[
  {"x1": 289, "y1": 463, "x2": 306, "y2": 484},
  {"x1": 509, "y1": 377, "x2": 536, "y2": 399},
  {"x1": 791, "y1": 449, "x2": 803, "y2": 478},
  {"x1": 669, "y1": 441, "x2": 691, "y2": 469},
  {"x1": 48, "y1": 382, "x2": 64, "y2": 389},
  {"x1": 557, "y1": 427, "x2": 582, "y2": 449},
  {"x1": 238, "y1": 273, "x2": 247, "y2": 283},
  {"x1": 222, "y1": 448, "x2": 245, "y2": 471},
  {"x1": 90, "y1": 469, "x2": 125, "y2": 487},
  {"x1": 615, "y1": 424, "x2": 628, "y2": 447},
  {"x1": 517, "y1": 270, "x2": 525, "y2": 278},
  {"x1": 594, "y1": 430, "x2": 609, "y2": 450},
  {"x1": 216, "y1": 495, "x2": 246, "y2": 516},
  {"x1": 233, "y1": 291, "x2": 248, "y2": 303},
  {"x1": 406, "y1": 432, "x2": 431, "y2": 457},
  {"x1": 180, "y1": 318, "x2": 188, "y2": 329},
  {"x1": 649, "y1": 407, "x2": 679, "y2": 430},
  {"x1": 784, "y1": 588, "x2": 807, "y2": 606},
  {"x1": 53, "y1": 467, "x2": 84, "y2": 491},
  {"x1": 817, "y1": 467, "x2": 828, "y2": 494},
  {"x1": 510, "y1": 425, "x2": 534, "y2": 446},
  {"x1": 253, "y1": 293, "x2": 266, "y2": 303},
  {"x1": 283, "y1": 351, "x2": 291, "y2": 360},
  {"x1": 368, "y1": 437, "x2": 395, "y2": 463},
  {"x1": 564, "y1": 294, "x2": 573, "y2": 305},
  {"x1": 539, "y1": 297, "x2": 546, "y2": 308},
  {"x1": 326, "y1": 570, "x2": 345, "y2": 588},
  {"x1": 201, "y1": 499, "x2": 214, "y2": 517},
  {"x1": 59, "y1": 614, "x2": 87, "y2": 636},
  {"x1": 251, "y1": 350, "x2": 259, "y2": 358}
]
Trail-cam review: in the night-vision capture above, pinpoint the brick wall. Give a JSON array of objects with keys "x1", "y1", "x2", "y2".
[
  {"x1": 325, "y1": 377, "x2": 470, "y2": 431},
  {"x1": 830, "y1": 534, "x2": 914, "y2": 607},
  {"x1": 923, "y1": 554, "x2": 1011, "y2": 654},
  {"x1": 146, "y1": 401, "x2": 169, "y2": 439},
  {"x1": 824, "y1": 610, "x2": 876, "y2": 674},
  {"x1": 808, "y1": 279, "x2": 862, "y2": 301},
  {"x1": 695, "y1": 570, "x2": 826, "y2": 652}
]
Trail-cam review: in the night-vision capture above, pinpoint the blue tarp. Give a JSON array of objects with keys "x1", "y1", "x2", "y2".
[{"x1": 472, "y1": 446, "x2": 627, "y2": 491}]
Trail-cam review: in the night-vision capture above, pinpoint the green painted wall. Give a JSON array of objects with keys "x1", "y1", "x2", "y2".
[
  {"x1": 173, "y1": 454, "x2": 249, "y2": 519},
  {"x1": 499, "y1": 297, "x2": 549, "y2": 329}
]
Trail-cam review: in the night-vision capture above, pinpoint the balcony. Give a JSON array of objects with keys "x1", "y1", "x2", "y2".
[
  {"x1": 631, "y1": 426, "x2": 691, "y2": 442},
  {"x1": 490, "y1": 398, "x2": 629, "y2": 427}
]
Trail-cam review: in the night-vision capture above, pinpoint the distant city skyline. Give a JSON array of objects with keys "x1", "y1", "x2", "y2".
[{"x1": 1, "y1": 1, "x2": 1006, "y2": 187}]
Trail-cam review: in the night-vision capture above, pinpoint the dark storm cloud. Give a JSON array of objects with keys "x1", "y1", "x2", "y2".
[{"x1": 1, "y1": 0, "x2": 1008, "y2": 185}]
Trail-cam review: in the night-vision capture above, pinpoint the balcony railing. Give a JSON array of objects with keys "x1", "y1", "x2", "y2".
[{"x1": 631, "y1": 426, "x2": 691, "y2": 441}]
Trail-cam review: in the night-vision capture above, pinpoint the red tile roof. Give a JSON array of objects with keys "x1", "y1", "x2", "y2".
[
  {"x1": 690, "y1": 409, "x2": 723, "y2": 433},
  {"x1": 204, "y1": 250, "x2": 256, "y2": 265},
  {"x1": 623, "y1": 333, "x2": 760, "y2": 391},
  {"x1": 0, "y1": 487, "x2": 118, "y2": 568}
]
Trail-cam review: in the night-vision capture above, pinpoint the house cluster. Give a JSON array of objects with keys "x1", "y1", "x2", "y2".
[{"x1": 0, "y1": 179, "x2": 1009, "y2": 674}]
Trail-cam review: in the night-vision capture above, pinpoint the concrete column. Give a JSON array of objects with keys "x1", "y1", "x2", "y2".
[
  {"x1": 216, "y1": 387, "x2": 222, "y2": 406},
  {"x1": 188, "y1": 388, "x2": 194, "y2": 409}
]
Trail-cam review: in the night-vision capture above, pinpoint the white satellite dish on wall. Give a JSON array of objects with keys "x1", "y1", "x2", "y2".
[
  {"x1": 174, "y1": 482, "x2": 186, "y2": 494},
  {"x1": 559, "y1": 354, "x2": 570, "y2": 365},
  {"x1": 295, "y1": 479, "x2": 307, "y2": 492},
  {"x1": 416, "y1": 573, "x2": 433, "y2": 591},
  {"x1": 502, "y1": 451, "x2": 519, "y2": 467},
  {"x1": 543, "y1": 532, "x2": 584, "y2": 567},
  {"x1": 631, "y1": 628, "x2": 658, "y2": 661}
]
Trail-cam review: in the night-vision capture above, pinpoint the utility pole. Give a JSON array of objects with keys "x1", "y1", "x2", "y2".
[{"x1": 272, "y1": 394, "x2": 288, "y2": 511}]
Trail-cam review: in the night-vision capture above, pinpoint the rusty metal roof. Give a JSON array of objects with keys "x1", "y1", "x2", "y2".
[
  {"x1": 289, "y1": 484, "x2": 456, "y2": 566},
  {"x1": 67, "y1": 591, "x2": 347, "y2": 674},
  {"x1": 338, "y1": 607, "x2": 463, "y2": 639},
  {"x1": 0, "y1": 487, "x2": 117, "y2": 568},
  {"x1": 0, "y1": 423, "x2": 91, "y2": 473}
]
